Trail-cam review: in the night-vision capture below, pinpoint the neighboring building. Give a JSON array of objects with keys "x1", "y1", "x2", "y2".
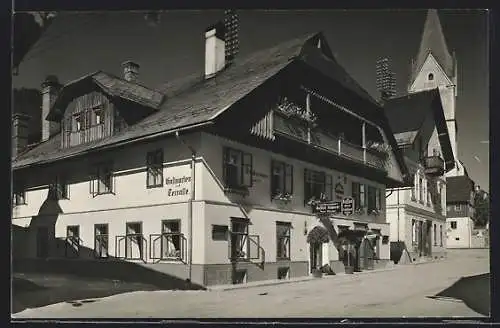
[
  {"x1": 446, "y1": 175, "x2": 475, "y2": 248},
  {"x1": 407, "y1": 9, "x2": 468, "y2": 178},
  {"x1": 384, "y1": 89, "x2": 455, "y2": 263},
  {"x1": 11, "y1": 24, "x2": 409, "y2": 286},
  {"x1": 12, "y1": 88, "x2": 43, "y2": 157},
  {"x1": 376, "y1": 57, "x2": 397, "y2": 101}
]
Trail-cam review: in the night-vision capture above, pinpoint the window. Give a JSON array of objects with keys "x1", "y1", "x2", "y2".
[
  {"x1": 223, "y1": 147, "x2": 253, "y2": 190},
  {"x1": 125, "y1": 222, "x2": 143, "y2": 259},
  {"x1": 271, "y1": 160, "x2": 293, "y2": 198},
  {"x1": 410, "y1": 175, "x2": 416, "y2": 200},
  {"x1": 428, "y1": 73, "x2": 434, "y2": 81},
  {"x1": 304, "y1": 169, "x2": 332, "y2": 203},
  {"x1": 90, "y1": 163, "x2": 113, "y2": 196},
  {"x1": 440, "y1": 225, "x2": 443, "y2": 247},
  {"x1": 419, "y1": 177, "x2": 424, "y2": 202},
  {"x1": 352, "y1": 182, "x2": 366, "y2": 209},
  {"x1": 146, "y1": 149, "x2": 164, "y2": 188},
  {"x1": 450, "y1": 221, "x2": 457, "y2": 229},
  {"x1": 433, "y1": 224, "x2": 437, "y2": 246},
  {"x1": 426, "y1": 181, "x2": 431, "y2": 206},
  {"x1": 65, "y1": 225, "x2": 80, "y2": 257},
  {"x1": 277, "y1": 267, "x2": 290, "y2": 280},
  {"x1": 212, "y1": 225, "x2": 229, "y2": 241},
  {"x1": 455, "y1": 204, "x2": 461, "y2": 211},
  {"x1": 276, "y1": 222, "x2": 291, "y2": 260},
  {"x1": 49, "y1": 176, "x2": 69, "y2": 200},
  {"x1": 412, "y1": 219, "x2": 417, "y2": 244},
  {"x1": 94, "y1": 108, "x2": 103, "y2": 125},
  {"x1": 13, "y1": 183, "x2": 26, "y2": 206},
  {"x1": 161, "y1": 220, "x2": 183, "y2": 260},
  {"x1": 230, "y1": 219, "x2": 249, "y2": 259},
  {"x1": 367, "y1": 186, "x2": 377, "y2": 212},
  {"x1": 94, "y1": 224, "x2": 109, "y2": 258}
]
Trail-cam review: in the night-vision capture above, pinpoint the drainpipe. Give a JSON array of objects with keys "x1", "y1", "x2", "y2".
[
  {"x1": 175, "y1": 131, "x2": 196, "y2": 283},
  {"x1": 396, "y1": 189, "x2": 400, "y2": 241}
]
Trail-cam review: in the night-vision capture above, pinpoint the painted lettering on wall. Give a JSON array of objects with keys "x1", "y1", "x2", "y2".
[
  {"x1": 251, "y1": 170, "x2": 269, "y2": 183},
  {"x1": 166, "y1": 176, "x2": 191, "y2": 197}
]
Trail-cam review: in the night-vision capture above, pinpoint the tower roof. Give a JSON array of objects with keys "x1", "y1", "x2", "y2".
[{"x1": 412, "y1": 9, "x2": 454, "y2": 83}]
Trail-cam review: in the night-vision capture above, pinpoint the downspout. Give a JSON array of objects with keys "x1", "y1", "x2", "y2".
[{"x1": 175, "y1": 131, "x2": 196, "y2": 283}]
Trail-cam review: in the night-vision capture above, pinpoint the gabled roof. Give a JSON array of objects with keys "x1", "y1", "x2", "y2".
[
  {"x1": 411, "y1": 9, "x2": 454, "y2": 84},
  {"x1": 383, "y1": 89, "x2": 454, "y2": 171},
  {"x1": 447, "y1": 175, "x2": 475, "y2": 204},
  {"x1": 13, "y1": 31, "x2": 407, "y2": 184},
  {"x1": 46, "y1": 71, "x2": 165, "y2": 121}
]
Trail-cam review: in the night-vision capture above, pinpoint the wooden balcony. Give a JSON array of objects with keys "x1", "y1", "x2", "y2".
[
  {"x1": 273, "y1": 111, "x2": 387, "y2": 172},
  {"x1": 62, "y1": 124, "x2": 108, "y2": 148},
  {"x1": 422, "y1": 155, "x2": 444, "y2": 176}
]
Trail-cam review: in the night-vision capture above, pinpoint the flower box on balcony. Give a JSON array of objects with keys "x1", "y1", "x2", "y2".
[
  {"x1": 276, "y1": 97, "x2": 318, "y2": 127},
  {"x1": 422, "y1": 156, "x2": 444, "y2": 176},
  {"x1": 273, "y1": 192, "x2": 293, "y2": 203}
]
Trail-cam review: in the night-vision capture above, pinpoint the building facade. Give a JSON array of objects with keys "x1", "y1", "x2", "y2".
[
  {"x1": 12, "y1": 26, "x2": 408, "y2": 286},
  {"x1": 384, "y1": 90, "x2": 454, "y2": 263},
  {"x1": 446, "y1": 175, "x2": 476, "y2": 248}
]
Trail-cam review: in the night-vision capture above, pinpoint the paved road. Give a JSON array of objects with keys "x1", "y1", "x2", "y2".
[{"x1": 12, "y1": 249, "x2": 490, "y2": 319}]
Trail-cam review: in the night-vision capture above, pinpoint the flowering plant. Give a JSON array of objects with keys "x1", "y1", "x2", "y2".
[
  {"x1": 277, "y1": 97, "x2": 318, "y2": 126},
  {"x1": 354, "y1": 207, "x2": 366, "y2": 215},
  {"x1": 366, "y1": 141, "x2": 391, "y2": 158},
  {"x1": 306, "y1": 193, "x2": 327, "y2": 207},
  {"x1": 369, "y1": 209, "x2": 381, "y2": 216},
  {"x1": 273, "y1": 192, "x2": 293, "y2": 202}
]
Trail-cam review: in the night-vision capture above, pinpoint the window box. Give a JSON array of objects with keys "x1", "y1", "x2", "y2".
[
  {"x1": 275, "y1": 96, "x2": 317, "y2": 127},
  {"x1": 271, "y1": 160, "x2": 293, "y2": 201}
]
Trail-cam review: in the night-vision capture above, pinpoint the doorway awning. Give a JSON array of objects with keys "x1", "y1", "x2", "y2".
[{"x1": 307, "y1": 226, "x2": 329, "y2": 244}]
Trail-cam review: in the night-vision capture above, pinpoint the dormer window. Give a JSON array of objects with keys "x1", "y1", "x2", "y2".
[
  {"x1": 94, "y1": 108, "x2": 103, "y2": 125},
  {"x1": 428, "y1": 73, "x2": 434, "y2": 81}
]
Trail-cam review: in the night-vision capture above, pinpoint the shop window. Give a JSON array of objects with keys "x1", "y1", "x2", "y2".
[
  {"x1": 229, "y1": 218, "x2": 259, "y2": 261},
  {"x1": 271, "y1": 160, "x2": 293, "y2": 199},
  {"x1": 125, "y1": 222, "x2": 144, "y2": 260},
  {"x1": 276, "y1": 222, "x2": 291, "y2": 260},
  {"x1": 304, "y1": 169, "x2": 332, "y2": 203},
  {"x1": 146, "y1": 149, "x2": 164, "y2": 188},
  {"x1": 90, "y1": 162, "x2": 114, "y2": 196},
  {"x1": 352, "y1": 182, "x2": 366, "y2": 209},
  {"x1": 223, "y1": 147, "x2": 253, "y2": 190},
  {"x1": 212, "y1": 225, "x2": 228, "y2": 241},
  {"x1": 65, "y1": 225, "x2": 80, "y2": 258},
  {"x1": 94, "y1": 224, "x2": 109, "y2": 258},
  {"x1": 160, "y1": 220, "x2": 184, "y2": 260}
]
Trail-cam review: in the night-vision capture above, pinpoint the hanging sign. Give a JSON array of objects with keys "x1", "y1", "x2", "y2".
[{"x1": 342, "y1": 196, "x2": 354, "y2": 216}]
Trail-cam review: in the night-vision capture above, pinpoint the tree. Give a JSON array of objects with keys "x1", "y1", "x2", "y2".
[{"x1": 473, "y1": 189, "x2": 489, "y2": 228}]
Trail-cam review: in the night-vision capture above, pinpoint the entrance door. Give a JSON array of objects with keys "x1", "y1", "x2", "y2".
[
  {"x1": 309, "y1": 242, "x2": 323, "y2": 273},
  {"x1": 361, "y1": 238, "x2": 374, "y2": 270},
  {"x1": 36, "y1": 226, "x2": 49, "y2": 258}
]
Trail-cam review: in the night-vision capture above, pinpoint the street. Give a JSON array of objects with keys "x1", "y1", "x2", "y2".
[{"x1": 12, "y1": 249, "x2": 490, "y2": 319}]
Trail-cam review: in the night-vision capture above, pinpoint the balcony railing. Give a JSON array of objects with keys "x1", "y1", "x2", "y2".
[
  {"x1": 273, "y1": 111, "x2": 387, "y2": 171},
  {"x1": 63, "y1": 124, "x2": 107, "y2": 148},
  {"x1": 422, "y1": 156, "x2": 444, "y2": 176}
]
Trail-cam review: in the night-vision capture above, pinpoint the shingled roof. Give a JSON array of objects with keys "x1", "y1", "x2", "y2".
[
  {"x1": 13, "y1": 32, "x2": 406, "y2": 180},
  {"x1": 46, "y1": 71, "x2": 165, "y2": 121},
  {"x1": 446, "y1": 175, "x2": 475, "y2": 204}
]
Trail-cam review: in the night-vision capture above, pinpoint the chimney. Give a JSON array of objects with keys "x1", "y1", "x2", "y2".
[
  {"x1": 41, "y1": 75, "x2": 62, "y2": 142},
  {"x1": 205, "y1": 21, "x2": 226, "y2": 79},
  {"x1": 12, "y1": 113, "x2": 31, "y2": 158},
  {"x1": 224, "y1": 9, "x2": 239, "y2": 64},
  {"x1": 122, "y1": 61, "x2": 140, "y2": 82}
]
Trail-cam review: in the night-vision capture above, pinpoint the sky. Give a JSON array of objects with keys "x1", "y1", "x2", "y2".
[{"x1": 12, "y1": 9, "x2": 490, "y2": 191}]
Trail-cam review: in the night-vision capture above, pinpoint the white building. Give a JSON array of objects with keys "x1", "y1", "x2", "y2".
[
  {"x1": 12, "y1": 24, "x2": 408, "y2": 287},
  {"x1": 384, "y1": 90, "x2": 454, "y2": 263},
  {"x1": 446, "y1": 175, "x2": 476, "y2": 248}
]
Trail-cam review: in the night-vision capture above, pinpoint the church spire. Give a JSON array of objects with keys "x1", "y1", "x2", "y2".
[{"x1": 412, "y1": 9, "x2": 454, "y2": 82}]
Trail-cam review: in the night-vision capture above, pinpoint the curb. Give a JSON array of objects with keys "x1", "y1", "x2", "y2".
[{"x1": 207, "y1": 265, "x2": 399, "y2": 292}]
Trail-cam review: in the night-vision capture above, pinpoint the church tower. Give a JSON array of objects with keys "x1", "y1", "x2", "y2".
[{"x1": 408, "y1": 9, "x2": 465, "y2": 177}]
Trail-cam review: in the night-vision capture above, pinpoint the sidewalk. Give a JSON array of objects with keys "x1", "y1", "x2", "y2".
[{"x1": 207, "y1": 265, "x2": 400, "y2": 292}]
